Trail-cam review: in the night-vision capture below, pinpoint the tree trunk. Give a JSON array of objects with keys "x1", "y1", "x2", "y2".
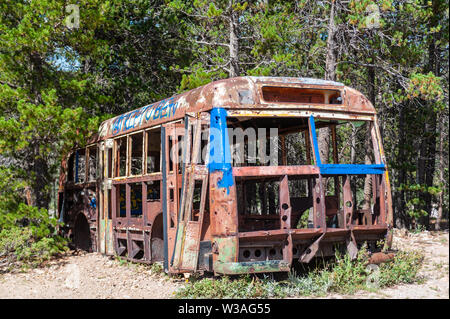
[
  {"x1": 362, "y1": 65, "x2": 376, "y2": 211},
  {"x1": 422, "y1": 116, "x2": 436, "y2": 229},
  {"x1": 32, "y1": 144, "x2": 51, "y2": 209},
  {"x1": 417, "y1": 114, "x2": 428, "y2": 228},
  {"x1": 395, "y1": 104, "x2": 408, "y2": 228},
  {"x1": 315, "y1": 0, "x2": 338, "y2": 202},
  {"x1": 350, "y1": 123, "x2": 357, "y2": 209},
  {"x1": 325, "y1": 0, "x2": 337, "y2": 82},
  {"x1": 319, "y1": 0, "x2": 337, "y2": 163},
  {"x1": 436, "y1": 114, "x2": 445, "y2": 230},
  {"x1": 362, "y1": 128, "x2": 373, "y2": 211},
  {"x1": 229, "y1": 1, "x2": 240, "y2": 77}
]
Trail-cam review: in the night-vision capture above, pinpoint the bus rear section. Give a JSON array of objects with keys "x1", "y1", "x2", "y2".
[{"x1": 169, "y1": 107, "x2": 393, "y2": 276}]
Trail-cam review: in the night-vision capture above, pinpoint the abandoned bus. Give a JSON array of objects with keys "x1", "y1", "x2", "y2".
[{"x1": 58, "y1": 76, "x2": 394, "y2": 275}]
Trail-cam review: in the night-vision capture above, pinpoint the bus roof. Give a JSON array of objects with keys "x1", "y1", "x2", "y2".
[{"x1": 98, "y1": 76, "x2": 376, "y2": 139}]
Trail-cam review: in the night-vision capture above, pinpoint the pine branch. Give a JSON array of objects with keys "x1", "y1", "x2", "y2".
[{"x1": 195, "y1": 40, "x2": 230, "y2": 48}]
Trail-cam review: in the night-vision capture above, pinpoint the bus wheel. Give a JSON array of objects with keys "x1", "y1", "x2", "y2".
[{"x1": 73, "y1": 213, "x2": 92, "y2": 252}]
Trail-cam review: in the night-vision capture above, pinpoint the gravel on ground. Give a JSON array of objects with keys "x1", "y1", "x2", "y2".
[{"x1": 0, "y1": 229, "x2": 448, "y2": 299}]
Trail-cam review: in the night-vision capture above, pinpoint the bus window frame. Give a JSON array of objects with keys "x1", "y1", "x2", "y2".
[
  {"x1": 144, "y1": 126, "x2": 162, "y2": 176},
  {"x1": 71, "y1": 148, "x2": 86, "y2": 184},
  {"x1": 308, "y1": 116, "x2": 386, "y2": 175},
  {"x1": 87, "y1": 144, "x2": 98, "y2": 182},
  {"x1": 129, "y1": 131, "x2": 145, "y2": 177},
  {"x1": 113, "y1": 135, "x2": 128, "y2": 178}
]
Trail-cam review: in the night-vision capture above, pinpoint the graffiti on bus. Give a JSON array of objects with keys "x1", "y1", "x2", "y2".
[
  {"x1": 111, "y1": 97, "x2": 179, "y2": 136},
  {"x1": 119, "y1": 186, "x2": 142, "y2": 217},
  {"x1": 118, "y1": 185, "x2": 160, "y2": 217}
]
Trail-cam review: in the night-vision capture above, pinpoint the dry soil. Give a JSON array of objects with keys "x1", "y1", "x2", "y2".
[{"x1": 0, "y1": 229, "x2": 448, "y2": 299}]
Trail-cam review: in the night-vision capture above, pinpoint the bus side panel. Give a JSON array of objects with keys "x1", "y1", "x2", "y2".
[{"x1": 209, "y1": 171, "x2": 239, "y2": 272}]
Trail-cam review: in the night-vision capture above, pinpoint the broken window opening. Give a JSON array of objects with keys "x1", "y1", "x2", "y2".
[
  {"x1": 261, "y1": 87, "x2": 342, "y2": 105},
  {"x1": 227, "y1": 117, "x2": 311, "y2": 167},
  {"x1": 107, "y1": 189, "x2": 112, "y2": 219},
  {"x1": 76, "y1": 149, "x2": 86, "y2": 183},
  {"x1": 283, "y1": 130, "x2": 309, "y2": 166},
  {"x1": 130, "y1": 183, "x2": 143, "y2": 218},
  {"x1": 146, "y1": 180, "x2": 161, "y2": 201},
  {"x1": 117, "y1": 184, "x2": 126, "y2": 218},
  {"x1": 192, "y1": 180, "x2": 204, "y2": 222},
  {"x1": 146, "y1": 129, "x2": 161, "y2": 174},
  {"x1": 237, "y1": 179, "x2": 280, "y2": 232},
  {"x1": 168, "y1": 135, "x2": 174, "y2": 173},
  {"x1": 247, "y1": 180, "x2": 280, "y2": 215},
  {"x1": 130, "y1": 132, "x2": 143, "y2": 176},
  {"x1": 309, "y1": 119, "x2": 380, "y2": 228},
  {"x1": 177, "y1": 135, "x2": 183, "y2": 174},
  {"x1": 67, "y1": 152, "x2": 75, "y2": 182},
  {"x1": 107, "y1": 148, "x2": 112, "y2": 178},
  {"x1": 115, "y1": 136, "x2": 127, "y2": 177},
  {"x1": 88, "y1": 146, "x2": 97, "y2": 181},
  {"x1": 289, "y1": 177, "x2": 313, "y2": 229},
  {"x1": 168, "y1": 187, "x2": 175, "y2": 228},
  {"x1": 316, "y1": 120, "x2": 375, "y2": 165}
]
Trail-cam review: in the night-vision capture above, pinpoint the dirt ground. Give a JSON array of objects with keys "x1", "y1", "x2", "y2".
[
  {"x1": 0, "y1": 252, "x2": 183, "y2": 299},
  {"x1": 0, "y1": 229, "x2": 448, "y2": 299}
]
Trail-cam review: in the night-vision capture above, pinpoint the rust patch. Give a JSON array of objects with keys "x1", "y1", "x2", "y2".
[{"x1": 368, "y1": 252, "x2": 395, "y2": 264}]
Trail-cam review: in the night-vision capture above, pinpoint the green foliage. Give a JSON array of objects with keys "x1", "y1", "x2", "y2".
[
  {"x1": 296, "y1": 211, "x2": 309, "y2": 229},
  {"x1": 0, "y1": 227, "x2": 67, "y2": 270},
  {"x1": 115, "y1": 256, "x2": 133, "y2": 267},
  {"x1": 378, "y1": 251, "x2": 424, "y2": 286},
  {"x1": 322, "y1": 246, "x2": 372, "y2": 294},
  {"x1": 177, "y1": 63, "x2": 228, "y2": 92},
  {"x1": 0, "y1": 0, "x2": 107, "y2": 209},
  {"x1": 166, "y1": 0, "x2": 310, "y2": 91},
  {"x1": 175, "y1": 247, "x2": 424, "y2": 298},
  {"x1": 283, "y1": 270, "x2": 331, "y2": 296},
  {"x1": 407, "y1": 72, "x2": 444, "y2": 104},
  {"x1": 396, "y1": 183, "x2": 442, "y2": 221},
  {"x1": 176, "y1": 274, "x2": 278, "y2": 298},
  {"x1": 0, "y1": 212, "x2": 68, "y2": 271},
  {"x1": 0, "y1": 0, "x2": 447, "y2": 274},
  {"x1": 0, "y1": 168, "x2": 26, "y2": 215},
  {"x1": 0, "y1": 167, "x2": 67, "y2": 271},
  {"x1": 150, "y1": 262, "x2": 164, "y2": 275}
]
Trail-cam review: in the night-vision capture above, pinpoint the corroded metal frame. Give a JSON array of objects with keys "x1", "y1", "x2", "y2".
[{"x1": 57, "y1": 76, "x2": 394, "y2": 276}]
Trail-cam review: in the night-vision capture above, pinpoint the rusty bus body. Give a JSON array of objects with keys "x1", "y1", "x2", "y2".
[{"x1": 58, "y1": 76, "x2": 394, "y2": 275}]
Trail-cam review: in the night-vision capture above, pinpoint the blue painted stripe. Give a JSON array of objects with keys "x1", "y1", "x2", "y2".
[
  {"x1": 319, "y1": 165, "x2": 385, "y2": 175},
  {"x1": 208, "y1": 108, "x2": 234, "y2": 192},
  {"x1": 319, "y1": 164, "x2": 385, "y2": 169}
]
